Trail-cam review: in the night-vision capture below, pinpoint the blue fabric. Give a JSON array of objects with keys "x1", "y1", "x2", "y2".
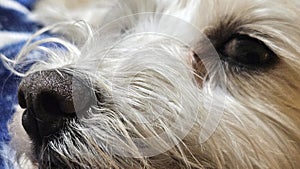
[
  {"x1": 0, "y1": 41, "x2": 24, "y2": 145},
  {"x1": 0, "y1": 42, "x2": 21, "y2": 168},
  {"x1": 0, "y1": 0, "x2": 51, "y2": 168},
  {"x1": 15, "y1": 0, "x2": 37, "y2": 10},
  {"x1": 0, "y1": 6, "x2": 41, "y2": 32}
]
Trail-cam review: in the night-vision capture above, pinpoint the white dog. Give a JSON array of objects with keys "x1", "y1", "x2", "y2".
[{"x1": 6, "y1": 0, "x2": 300, "y2": 168}]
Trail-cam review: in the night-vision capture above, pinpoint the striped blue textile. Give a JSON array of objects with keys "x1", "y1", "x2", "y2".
[{"x1": 0, "y1": 0, "x2": 52, "y2": 168}]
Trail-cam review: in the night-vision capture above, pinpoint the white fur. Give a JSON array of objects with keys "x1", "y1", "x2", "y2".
[{"x1": 5, "y1": 0, "x2": 300, "y2": 168}]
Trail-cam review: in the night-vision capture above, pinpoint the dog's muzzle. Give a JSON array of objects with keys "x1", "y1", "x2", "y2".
[{"x1": 18, "y1": 70, "x2": 77, "y2": 143}]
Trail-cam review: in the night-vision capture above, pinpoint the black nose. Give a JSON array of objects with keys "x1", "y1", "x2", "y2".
[{"x1": 18, "y1": 70, "x2": 77, "y2": 141}]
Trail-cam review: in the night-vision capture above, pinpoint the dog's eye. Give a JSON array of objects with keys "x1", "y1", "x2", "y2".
[{"x1": 220, "y1": 35, "x2": 277, "y2": 69}]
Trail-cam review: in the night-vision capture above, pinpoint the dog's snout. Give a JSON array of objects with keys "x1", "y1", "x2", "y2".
[{"x1": 18, "y1": 70, "x2": 76, "y2": 139}]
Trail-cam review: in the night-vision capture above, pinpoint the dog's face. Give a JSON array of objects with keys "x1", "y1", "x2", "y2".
[{"x1": 8, "y1": 0, "x2": 300, "y2": 168}]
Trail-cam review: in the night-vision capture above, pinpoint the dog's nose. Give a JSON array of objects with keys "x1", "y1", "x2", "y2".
[{"x1": 18, "y1": 70, "x2": 76, "y2": 140}]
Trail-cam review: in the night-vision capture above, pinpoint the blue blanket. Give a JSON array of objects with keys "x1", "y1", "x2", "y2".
[{"x1": 0, "y1": 0, "x2": 48, "y2": 168}]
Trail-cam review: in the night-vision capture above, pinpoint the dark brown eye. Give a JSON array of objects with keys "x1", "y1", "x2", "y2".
[{"x1": 220, "y1": 35, "x2": 277, "y2": 69}]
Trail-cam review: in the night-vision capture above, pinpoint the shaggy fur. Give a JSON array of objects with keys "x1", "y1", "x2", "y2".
[{"x1": 5, "y1": 0, "x2": 300, "y2": 168}]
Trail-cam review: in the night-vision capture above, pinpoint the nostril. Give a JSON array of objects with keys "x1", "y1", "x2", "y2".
[
  {"x1": 39, "y1": 91, "x2": 75, "y2": 116},
  {"x1": 18, "y1": 89, "x2": 27, "y2": 109},
  {"x1": 39, "y1": 91, "x2": 63, "y2": 116}
]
